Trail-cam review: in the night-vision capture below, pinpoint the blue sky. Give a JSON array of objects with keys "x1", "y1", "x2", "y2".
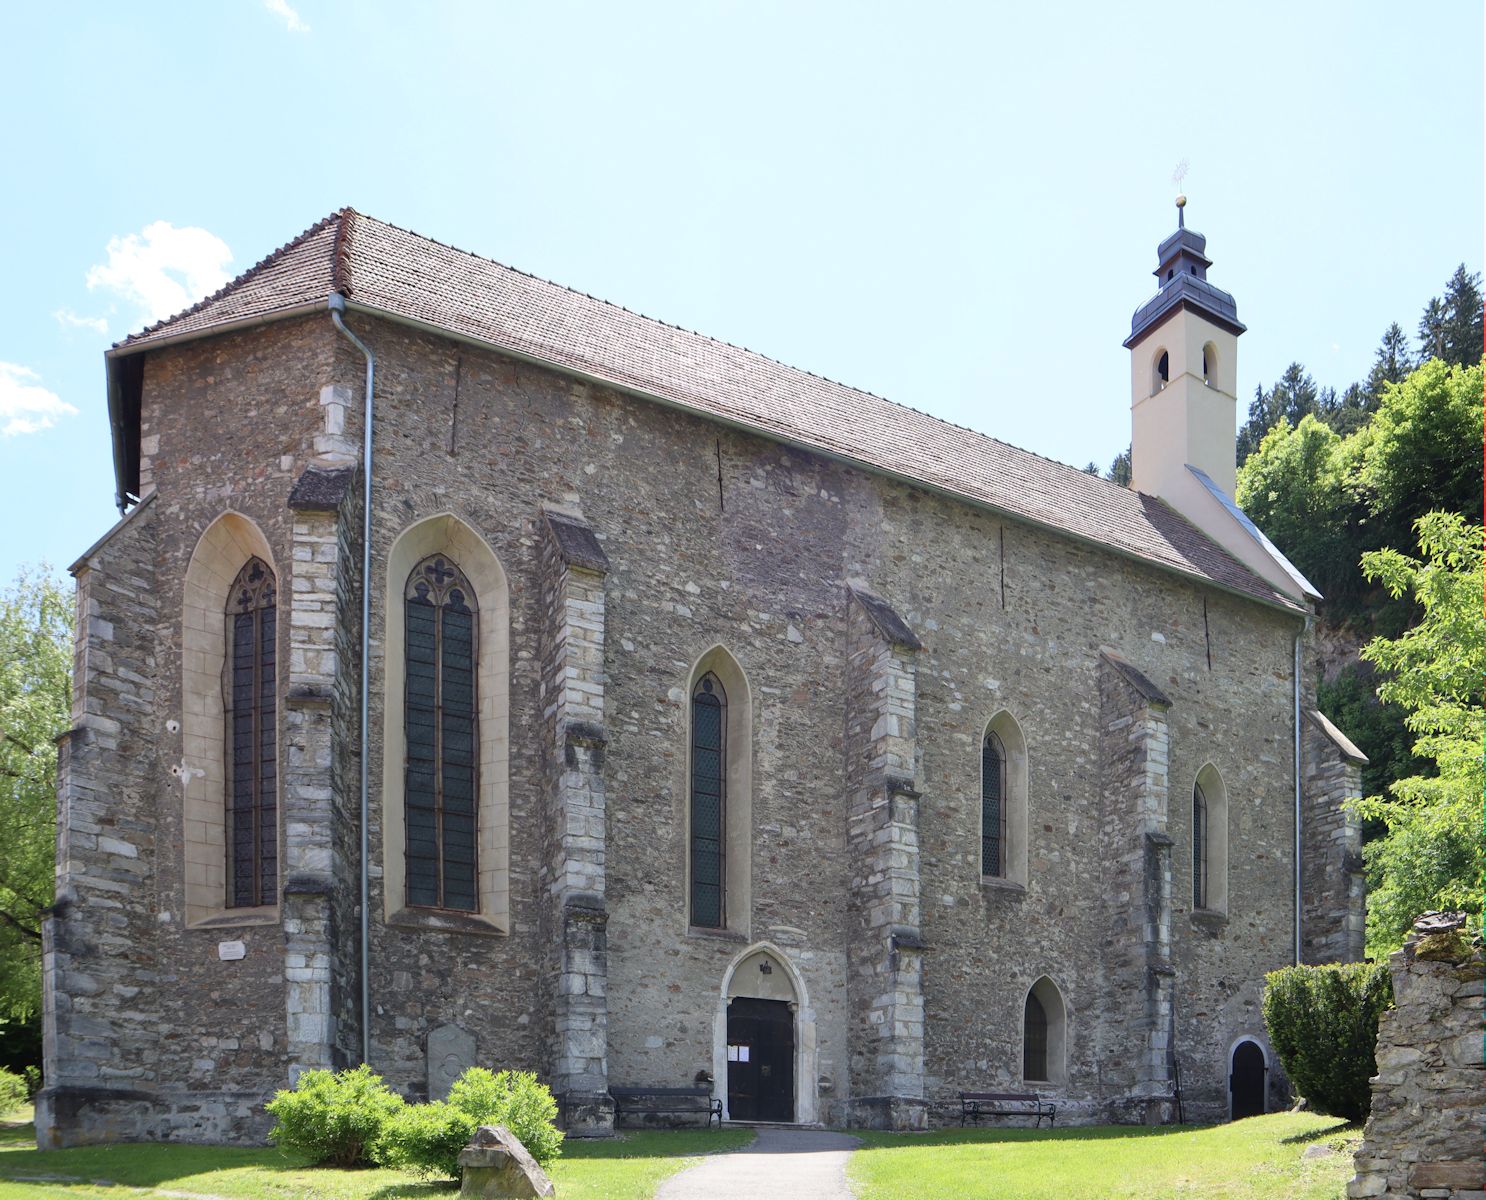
[{"x1": 1, "y1": 1, "x2": 1480, "y2": 583}]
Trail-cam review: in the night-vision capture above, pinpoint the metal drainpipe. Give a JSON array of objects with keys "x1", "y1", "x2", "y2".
[
  {"x1": 1293, "y1": 623, "x2": 1305, "y2": 966},
  {"x1": 329, "y1": 292, "x2": 374, "y2": 1066}
]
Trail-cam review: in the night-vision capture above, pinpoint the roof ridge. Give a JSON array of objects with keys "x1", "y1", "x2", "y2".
[
  {"x1": 117, "y1": 207, "x2": 352, "y2": 348},
  {"x1": 353, "y1": 212, "x2": 1133, "y2": 493}
]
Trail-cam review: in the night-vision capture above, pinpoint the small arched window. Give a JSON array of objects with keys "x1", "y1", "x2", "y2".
[
  {"x1": 404, "y1": 554, "x2": 479, "y2": 912},
  {"x1": 691, "y1": 673, "x2": 727, "y2": 928},
  {"x1": 1193, "y1": 780, "x2": 1208, "y2": 909},
  {"x1": 1193, "y1": 765, "x2": 1229, "y2": 914},
  {"x1": 1022, "y1": 976, "x2": 1066, "y2": 1084},
  {"x1": 981, "y1": 731, "x2": 1007, "y2": 877},
  {"x1": 1155, "y1": 350, "x2": 1170, "y2": 392},
  {"x1": 1202, "y1": 342, "x2": 1217, "y2": 387},
  {"x1": 1024, "y1": 989, "x2": 1048, "y2": 1080},
  {"x1": 225, "y1": 557, "x2": 277, "y2": 909}
]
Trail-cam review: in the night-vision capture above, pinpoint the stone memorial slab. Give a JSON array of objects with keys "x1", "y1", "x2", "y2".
[{"x1": 428, "y1": 1023, "x2": 477, "y2": 1100}]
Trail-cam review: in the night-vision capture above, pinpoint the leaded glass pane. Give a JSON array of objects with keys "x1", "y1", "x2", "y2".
[
  {"x1": 690, "y1": 679, "x2": 726, "y2": 928},
  {"x1": 405, "y1": 555, "x2": 479, "y2": 912},
  {"x1": 225, "y1": 558, "x2": 276, "y2": 908},
  {"x1": 1193, "y1": 783, "x2": 1207, "y2": 909},
  {"x1": 982, "y1": 734, "x2": 1004, "y2": 877}
]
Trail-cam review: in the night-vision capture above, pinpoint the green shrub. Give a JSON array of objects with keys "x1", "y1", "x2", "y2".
[
  {"x1": 372, "y1": 1068, "x2": 564, "y2": 1179},
  {"x1": 372, "y1": 1100, "x2": 476, "y2": 1180},
  {"x1": 1262, "y1": 961, "x2": 1393, "y2": 1122},
  {"x1": 265, "y1": 1064, "x2": 405, "y2": 1167},
  {"x1": 0, "y1": 1068, "x2": 27, "y2": 1116},
  {"x1": 21, "y1": 1066, "x2": 40, "y2": 1100}
]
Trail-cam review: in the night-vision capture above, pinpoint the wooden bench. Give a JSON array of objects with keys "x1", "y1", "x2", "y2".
[
  {"x1": 611, "y1": 1086, "x2": 723, "y2": 1128},
  {"x1": 959, "y1": 1091, "x2": 1057, "y2": 1127}
]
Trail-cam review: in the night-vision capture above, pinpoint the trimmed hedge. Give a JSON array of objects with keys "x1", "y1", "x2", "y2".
[{"x1": 1262, "y1": 961, "x2": 1393, "y2": 1122}]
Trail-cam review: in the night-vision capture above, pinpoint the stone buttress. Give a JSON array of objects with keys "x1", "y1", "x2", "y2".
[
  {"x1": 536, "y1": 509, "x2": 615, "y2": 1135},
  {"x1": 283, "y1": 465, "x2": 362, "y2": 1075},
  {"x1": 1300, "y1": 709, "x2": 1367, "y2": 965},
  {"x1": 1096, "y1": 651, "x2": 1175, "y2": 1124},
  {"x1": 39, "y1": 497, "x2": 164, "y2": 1146},
  {"x1": 841, "y1": 584, "x2": 927, "y2": 1131}
]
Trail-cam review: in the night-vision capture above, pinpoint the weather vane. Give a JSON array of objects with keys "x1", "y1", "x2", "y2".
[{"x1": 1172, "y1": 159, "x2": 1189, "y2": 227}]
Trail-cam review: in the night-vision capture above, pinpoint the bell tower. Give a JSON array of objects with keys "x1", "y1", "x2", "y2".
[
  {"x1": 1125, "y1": 195, "x2": 1245, "y2": 500},
  {"x1": 1123, "y1": 197, "x2": 1319, "y2": 603}
]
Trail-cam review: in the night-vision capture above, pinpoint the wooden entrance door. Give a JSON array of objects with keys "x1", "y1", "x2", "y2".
[
  {"x1": 1230, "y1": 1040, "x2": 1266, "y2": 1119},
  {"x1": 726, "y1": 997, "x2": 794, "y2": 1122}
]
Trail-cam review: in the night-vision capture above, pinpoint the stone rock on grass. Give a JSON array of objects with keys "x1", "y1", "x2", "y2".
[{"x1": 458, "y1": 1124, "x2": 555, "y2": 1199}]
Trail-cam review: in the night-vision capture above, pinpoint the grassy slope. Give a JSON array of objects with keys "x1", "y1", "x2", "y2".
[
  {"x1": 0, "y1": 1125, "x2": 753, "y2": 1200},
  {"x1": 849, "y1": 1113, "x2": 1361, "y2": 1200}
]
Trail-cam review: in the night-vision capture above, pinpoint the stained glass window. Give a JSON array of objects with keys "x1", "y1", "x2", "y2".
[
  {"x1": 226, "y1": 557, "x2": 277, "y2": 908},
  {"x1": 981, "y1": 732, "x2": 1006, "y2": 877},
  {"x1": 691, "y1": 674, "x2": 726, "y2": 928},
  {"x1": 405, "y1": 555, "x2": 479, "y2": 912}
]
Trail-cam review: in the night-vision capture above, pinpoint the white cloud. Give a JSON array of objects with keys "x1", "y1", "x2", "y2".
[
  {"x1": 86, "y1": 221, "x2": 233, "y2": 326},
  {"x1": 0, "y1": 363, "x2": 79, "y2": 437},
  {"x1": 264, "y1": 0, "x2": 310, "y2": 32},
  {"x1": 53, "y1": 308, "x2": 109, "y2": 335}
]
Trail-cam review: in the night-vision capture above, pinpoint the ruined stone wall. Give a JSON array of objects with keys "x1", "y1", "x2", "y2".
[
  {"x1": 1349, "y1": 917, "x2": 1484, "y2": 1200},
  {"x1": 1302, "y1": 714, "x2": 1367, "y2": 965}
]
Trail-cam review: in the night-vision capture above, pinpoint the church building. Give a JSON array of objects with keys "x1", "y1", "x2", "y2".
[{"x1": 39, "y1": 203, "x2": 1366, "y2": 1146}]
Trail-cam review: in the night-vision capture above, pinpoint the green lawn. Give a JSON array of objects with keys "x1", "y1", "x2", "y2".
[
  {"x1": 848, "y1": 1112, "x2": 1361, "y2": 1200},
  {"x1": 0, "y1": 1124, "x2": 753, "y2": 1200}
]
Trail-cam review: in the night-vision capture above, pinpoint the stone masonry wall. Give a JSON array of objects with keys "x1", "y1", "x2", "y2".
[
  {"x1": 1348, "y1": 915, "x2": 1484, "y2": 1200},
  {"x1": 46, "y1": 304, "x2": 1361, "y2": 1142}
]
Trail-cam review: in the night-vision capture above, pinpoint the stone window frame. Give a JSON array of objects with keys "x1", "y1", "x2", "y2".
[
  {"x1": 980, "y1": 710, "x2": 1029, "y2": 890},
  {"x1": 1192, "y1": 762, "x2": 1229, "y2": 917},
  {"x1": 382, "y1": 514, "x2": 510, "y2": 934},
  {"x1": 1021, "y1": 975, "x2": 1068, "y2": 1087},
  {"x1": 181, "y1": 512, "x2": 281, "y2": 928},
  {"x1": 684, "y1": 646, "x2": 752, "y2": 940}
]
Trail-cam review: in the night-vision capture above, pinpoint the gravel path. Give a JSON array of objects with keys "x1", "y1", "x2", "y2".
[{"x1": 655, "y1": 1127, "x2": 860, "y2": 1200}]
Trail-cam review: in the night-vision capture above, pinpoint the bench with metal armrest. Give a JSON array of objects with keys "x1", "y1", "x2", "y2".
[
  {"x1": 610, "y1": 1086, "x2": 723, "y2": 1128},
  {"x1": 958, "y1": 1091, "x2": 1057, "y2": 1127}
]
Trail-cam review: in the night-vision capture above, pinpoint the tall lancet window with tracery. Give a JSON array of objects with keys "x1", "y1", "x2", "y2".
[
  {"x1": 981, "y1": 731, "x2": 1007, "y2": 877},
  {"x1": 690, "y1": 673, "x2": 726, "y2": 928},
  {"x1": 226, "y1": 557, "x2": 277, "y2": 908},
  {"x1": 405, "y1": 554, "x2": 479, "y2": 912}
]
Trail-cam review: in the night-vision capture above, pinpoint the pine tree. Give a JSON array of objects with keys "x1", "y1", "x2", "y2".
[
  {"x1": 1417, "y1": 296, "x2": 1449, "y2": 362},
  {"x1": 1363, "y1": 322, "x2": 1413, "y2": 401},
  {"x1": 1440, "y1": 264, "x2": 1484, "y2": 366},
  {"x1": 1106, "y1": 445, "x2": 1131, "y2": 486}
]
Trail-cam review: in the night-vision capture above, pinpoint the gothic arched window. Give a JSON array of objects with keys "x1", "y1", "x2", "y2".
[
  {"x1": 981, "y1": 731, "x2": 1007, "y2": 877},
  {"x1": 1024, "y1": 989, "x2": 1048, "y2": 1081},
  {"x1": 226, "y1": 557, "x2": 277, "y2": 908},
  {"x1": 405, "y1": 554, "x2": 479, "y2": 912},
  {"x1": 690, "y1": 673, "x2": 726, "y2": 928},
  {"x1": 1193, "y1": 780, "x2": 1208, "y2": 910}
]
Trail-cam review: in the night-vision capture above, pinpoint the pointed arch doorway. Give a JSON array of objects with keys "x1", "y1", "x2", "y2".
[{"x1": 713, "y1": 944, "x2": 818, "y2": 1124}]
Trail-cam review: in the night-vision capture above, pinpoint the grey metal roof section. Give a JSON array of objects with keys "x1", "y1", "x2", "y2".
[
  {"x1": 848, "y1": 584, "x2": 922, "y2": 651},
  {"x1": 1187, "y1": 465, "x2": 1322, "y2": 601},
  {"x1": 1306, "y1": 708, "x2": 1369, "y2": 764},
  {"x1": 1125, "y1": 223, "x2": 1246, "y2": 347},
  {"x1": 1100, "y1": 649, "x2": 1172, "y2": 709},
  {"x1": 542, "y1": 509, "x2": 610, "y2": 574}
]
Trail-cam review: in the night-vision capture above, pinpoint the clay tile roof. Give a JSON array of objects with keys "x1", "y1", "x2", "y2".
[{"x1": 113, "y1": 209, "x2": 1295, "y2": 610}]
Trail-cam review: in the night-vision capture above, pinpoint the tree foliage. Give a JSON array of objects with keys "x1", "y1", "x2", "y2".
[
  {"x1": 1351, "y1": 512, "x2": 1484, "y2": 955},
  {"x1": 0, "y1": 569, "x2": 71, "y2": 1020}
]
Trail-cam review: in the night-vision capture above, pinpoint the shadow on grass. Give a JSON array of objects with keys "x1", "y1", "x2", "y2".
[
  {"x1": 1279, "y1": 1119, "x2": 1360, "y2": 1145},
  {"x1": 0, "y1": 1122, "x2": 35, "y2": 1150}
]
